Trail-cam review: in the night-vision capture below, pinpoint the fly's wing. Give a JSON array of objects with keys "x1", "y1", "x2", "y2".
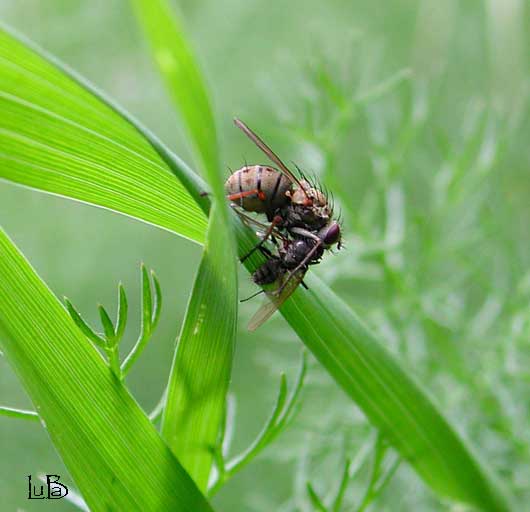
[
  {"x1": 234, "y1": 118, "x2": 308, "y2": 197},
  {"x1": 248, "y1": 268, "x2": 306, "y2": 331},
  {"x1": 233, "y1": 208, "x2": 285, "y2": 239}
]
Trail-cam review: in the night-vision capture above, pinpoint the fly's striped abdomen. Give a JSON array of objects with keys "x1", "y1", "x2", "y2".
[{"x1": 225, "y1": 165, "x2": 291, "y2": 215}]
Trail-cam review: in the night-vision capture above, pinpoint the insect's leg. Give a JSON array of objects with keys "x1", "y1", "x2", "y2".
[
  {"x1": 258, "y1": 245, "x2": 274, "y2": 257},
  {"x1": 301, "y1": 280, "x2": 309, "y2": 290},
  {"x1": 227, "y1": 189, "x2": 266, "y2": 201},
  {"x1": 240, "y1": 289, "x2": 265, "y2": 303},
  {"x1": 240, "y1": 236, "x2": 271, "y2": 263},
  {"x1": 275, "y1": 240, "x2": 323, "y2": 296},
  {"x1": 240, "y1": 216, "x2": 283, "y2": 263}
]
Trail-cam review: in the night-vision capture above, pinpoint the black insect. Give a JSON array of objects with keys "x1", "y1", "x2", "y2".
[{"x1": 246, "y1": 223, "x2": 341, "y2": 331}]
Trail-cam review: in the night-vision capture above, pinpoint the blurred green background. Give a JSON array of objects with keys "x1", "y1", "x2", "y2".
[{"x1": 0, "y1": 0, "x2": 529, "y2": 510}]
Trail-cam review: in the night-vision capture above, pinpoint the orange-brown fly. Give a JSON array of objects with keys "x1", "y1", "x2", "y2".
[{"x1": 225, "y1": 118, "x2": 342, "y2": 329}]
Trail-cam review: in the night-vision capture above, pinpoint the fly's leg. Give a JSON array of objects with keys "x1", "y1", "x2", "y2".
[
  {"x1": 240, "y1": 215, "x2": 283, "y2": 263},
  {"x1": 240, "y1": 244, "x2": 273, "y2": 263},
  {"x1": 257, "y1": 245, "x2": 274, "y2": 258},
  {"x1": 240, "y1": 289, "x2": 265, "y2": 302},
  {"x1": 227, "y1": 189, "x2": 266, "y2": 202}
]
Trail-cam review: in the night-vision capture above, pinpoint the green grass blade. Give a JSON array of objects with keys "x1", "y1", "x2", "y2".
[
  {"x1": 0, "y1": 227, "x2": 213, "y2": 512},
  {"x1": 162, "y1": 206, "x2": 237, "y2": 492},
  {"x1": 280, "y1": 272, "x2": 514, "y2": 512},
  {"x1": 0, "y1": 24, "x2": 207, "y2": 244},
  {"x1": 132, "y1": 0, "x2": 238, "y2": 492},
  {"x1": 131, "y1": 0, "x2": 219, "y2": 195}
]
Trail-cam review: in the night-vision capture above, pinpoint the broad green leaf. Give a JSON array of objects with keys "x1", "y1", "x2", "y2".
[
  {"x1": 0, "y1": 227, "x2": 213, "y2": 512},
  {"x1": 131, "y1": 0, "x2": 237, "y2": 492},
  {"x1": 0, "y1": 24, "x2": 207, "y2": 244}
]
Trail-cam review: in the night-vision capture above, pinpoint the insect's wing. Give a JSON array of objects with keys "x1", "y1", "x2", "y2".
[
  {"x1": 234, "y1": 118, "x2": 307, "y2": 194},
  {"x1": 233, "y1": 208, "x2": 288, "y2": 248},
  {"x1": 248, "y1": 268, "x2": 306, "y2": 331}
]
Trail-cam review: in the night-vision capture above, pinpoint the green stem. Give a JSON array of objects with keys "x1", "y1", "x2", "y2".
[
  {"x1": 106, "y1": 346, "x2": 122, "y2": 380},
  {"x1": 307, "y1": 482, "x2": 328, "y2": 512},
  {"x1": 332, "y1": 459, "x2": 352, "y2": 512},
  {"x1": 208, "y1": 353, "x2": 306, "y2": 496},
  {"x1": 121, "y1": 331, "x2": 150, "y2": 377},
  {"x1": 356, "y1": 435, "x2": 386, "y2": 512}
]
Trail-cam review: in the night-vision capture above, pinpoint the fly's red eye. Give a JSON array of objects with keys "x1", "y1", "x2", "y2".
[{"x1": 323, "y1": 222, "x2": 341, "y2": 246}]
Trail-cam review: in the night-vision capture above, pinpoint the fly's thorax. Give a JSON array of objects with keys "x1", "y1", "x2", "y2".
[
  {"x1": 283, "y1": 238, "x2": 323, "y2": 268},
  {"x1": 283, "y1": 203, "x2": 331, "y2": 230},
  {"x1": 225, "y1": 165, "x2": 292, "y2": 213},
  {"x1": 283, "y1": 239, "x2": 310, "y2": 268},
  {"x1": 288, "y1": 180, "x2": 328, "y2": 207}
]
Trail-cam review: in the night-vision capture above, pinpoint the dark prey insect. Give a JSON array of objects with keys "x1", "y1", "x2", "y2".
[{"x1": 247, "y1": 222, "x2": 341, "y2": 331}]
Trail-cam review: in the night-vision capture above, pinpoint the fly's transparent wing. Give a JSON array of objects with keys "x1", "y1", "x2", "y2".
[
  {"x1": 234, "y1": 118, "x2": 308, "y2": 196},
  {"x1": 233, "y1": 208, "x2": 286, "y2": 240},
  {"x1": 248, "y1": 268, "x2": 306, "y2": 331}
]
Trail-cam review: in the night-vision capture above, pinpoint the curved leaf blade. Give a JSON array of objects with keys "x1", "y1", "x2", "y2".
[
  {"x1": 280, "y1": 272, "x2": 514, "y2": 512},
  {"x1": 131, "y1": 0, "x2": 219, "y2": 193},
  {"x1": 0, "y1": 227, "x2": 213, "y2": 512},
  {"x1": 0, "y1": 24, "x2": 207, "y2": 244},
  {"x1": 162, "y1": 206, "x2": 236, "y2": 491}
]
